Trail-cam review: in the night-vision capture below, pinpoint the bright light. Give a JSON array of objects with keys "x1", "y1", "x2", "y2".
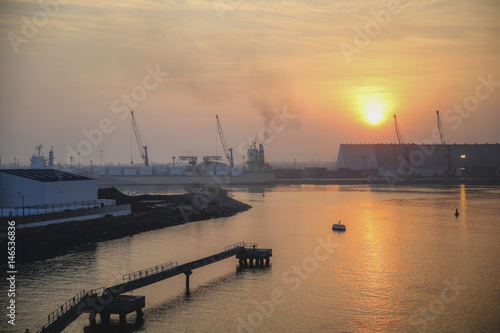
[
  {"x1": 364, "y1": 100, "x2": 385, "y2": 125},
  {"x1": 350, "y1": 86, "x2": 394, "y2": 126}
]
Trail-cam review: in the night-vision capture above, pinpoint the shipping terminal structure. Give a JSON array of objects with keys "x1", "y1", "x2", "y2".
[
  {"x1": 19, "y1": 113, "x2": 275, "y2": 186},
  {"x1": 91, "y1": 140, "x2": 275, "y2": 186},
  {"x1": 336, "y1": 143, "x2": 500, "y2": 178},
  {"x1": 89, "y1": 113, "x2": 274, "y2": 186},
  {"x1": 336, "y1": 113, "x2": 500, "y2": 179},
  {"x1": 9, "y1": 112, "x2": 500, "y2": 184}
]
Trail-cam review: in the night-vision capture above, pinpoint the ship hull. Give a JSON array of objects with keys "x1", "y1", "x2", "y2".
[{"x1": 95, "y1": 172, "x2": 276, "y2": 186}]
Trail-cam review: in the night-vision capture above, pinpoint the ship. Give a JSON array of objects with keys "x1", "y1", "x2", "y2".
[
  {"x1": 26, "y1": 114, "x2": 276, "y2": 186},
  {"x1": 90, "y1": 140, "x2": 275, "y2": 186}
]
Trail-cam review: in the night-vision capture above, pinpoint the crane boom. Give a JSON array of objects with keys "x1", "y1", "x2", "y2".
[
  {"x1": 216, "y1": 115, "x2": 234, "y2": 168},
  {"x1": 436, "y1": 110, "x2": 446, "y2": 145},
  {"x1": 394, "y1": 115, "x2": 403, "y2": 144},
  {"x1": 131, "y1": 111, "x2": 149, "y2": 166}
]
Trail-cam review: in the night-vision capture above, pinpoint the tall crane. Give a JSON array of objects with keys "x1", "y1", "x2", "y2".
[
  {"x1": 394, "y1": 115, "x2": 403, "y2": 144},
  {"x1": 436, "y1": 110, "x2": 452, "y2": 174},
  {"x1": 436, "y1": 110, "x2": 446, "y2": 145},
  {"x1": 216, "y1": 115, "x2": 234, "y2": 168},
  {"x1": 131, "y1": 111, "x2": 149, "y2": 166}
]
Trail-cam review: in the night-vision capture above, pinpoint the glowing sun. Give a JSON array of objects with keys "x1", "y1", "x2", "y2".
[{"x1": 364, "y1": 100, "x2": 385, "y2": 125}]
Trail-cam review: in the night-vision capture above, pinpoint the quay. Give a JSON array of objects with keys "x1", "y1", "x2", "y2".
[{"x1": 36, "y1": 241, "x2": 271, "y2": 333}]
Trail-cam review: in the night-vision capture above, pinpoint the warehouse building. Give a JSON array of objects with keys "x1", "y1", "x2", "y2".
[
  {"x1": 0, "y1": 169, "x2": 97, "y2": 208},
  {"x1": 336, "y1": 143, "x2": 500, "y2": 178}
]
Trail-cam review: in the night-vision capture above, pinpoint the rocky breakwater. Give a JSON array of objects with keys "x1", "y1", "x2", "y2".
[{"x1": 12, "y1": 186, "x2": 251, "y2": 263}]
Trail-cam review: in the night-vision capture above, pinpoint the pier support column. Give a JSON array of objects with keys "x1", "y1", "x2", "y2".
[
  {"x1": 185, "y1": 270, "x2": 193, "y2": 294},
  {"x1": 265, "y1": 258, "x2": 270, "y2": 267},
  {"x1": 120, "y1": 313, "x2": 127, "y2": 324},
  {"x1": 100, "y1": 313, "x2": 110, "y2": 325},
  {"x1": 89, "y1": 313, "x2": 97, "y2": 326}
]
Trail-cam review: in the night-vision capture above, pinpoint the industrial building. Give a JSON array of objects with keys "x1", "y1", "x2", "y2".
[
  {"x1": 336, "y1": 143, "x2": 500, "y2": 178},
  {"x1": 0, "y1": 169, "x2": 98, "y2": 208}
]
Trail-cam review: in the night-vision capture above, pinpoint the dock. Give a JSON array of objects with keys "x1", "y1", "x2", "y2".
[{"x1": 36, "y1": 241, "x2": 271, "y2": 333}]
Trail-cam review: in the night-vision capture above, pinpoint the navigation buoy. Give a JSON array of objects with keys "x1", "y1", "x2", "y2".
[
  {"x1": 455, "y1": 208, "x2": 460, "y2": 218},
  {"x1": 332, "y1": 220, "x2": 346, "y2": 231}
]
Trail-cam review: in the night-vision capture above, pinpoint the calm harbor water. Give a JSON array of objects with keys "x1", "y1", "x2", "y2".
[{"x1": 2, "y1": 184, "x2": 500, "y2": 332}]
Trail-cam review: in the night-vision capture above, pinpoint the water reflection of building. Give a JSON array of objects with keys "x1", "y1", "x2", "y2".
[{"x1": 336, "y1": 143, "x2": 500, "y2": 178}]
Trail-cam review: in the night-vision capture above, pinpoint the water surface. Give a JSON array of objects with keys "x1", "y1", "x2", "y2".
[{"x1": 1, "y1": 184, "x2": 499, "y2": 332}]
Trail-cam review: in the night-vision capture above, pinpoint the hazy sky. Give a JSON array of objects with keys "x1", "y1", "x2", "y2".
[{"x1": 1, "y1": 0, "x2": 499, "y2": 166}]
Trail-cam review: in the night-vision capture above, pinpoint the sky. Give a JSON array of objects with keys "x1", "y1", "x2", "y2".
[{"x1": 0, "y1": 0, "x2": 499, "y2": 167}]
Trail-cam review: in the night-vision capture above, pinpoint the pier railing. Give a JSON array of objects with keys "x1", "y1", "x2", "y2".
[
  {"x1": 224, "y1": 241, "x2": 245, "y2": 251},
  {"x1": 37, "y1": 287, "x2": 105, "y2": 333},
  {"x1": 122, "y1": 261, "x2": 178, "y2": 283},
  {"x1": 224, "y1": 241, "x2": 259, "y2": 251},
  {"x1": 0, "y1": 199, "x2": 116, "y2": 218}
]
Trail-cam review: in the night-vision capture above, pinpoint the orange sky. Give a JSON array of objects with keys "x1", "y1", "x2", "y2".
[{"x1": 0, "y1": 0, "x2": 499, "y2": 166}]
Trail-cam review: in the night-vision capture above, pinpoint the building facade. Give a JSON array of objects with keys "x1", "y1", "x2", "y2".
[
  {"x1": 0, "y1": 169, "x2": 98, "y2": 207},
  {"x1": 336, "y1": 143, "x2": 500, "y2": 178}
]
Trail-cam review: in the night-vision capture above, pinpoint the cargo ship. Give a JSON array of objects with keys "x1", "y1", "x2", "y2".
[
  {"x1": 27, "y1": 142, "x2": 275, "y2": 186},
  {"x1": 89, "y1": 141, "x2": 275, "y2": 186},
  {"x1": 25, "y1": 114, "x2": 276, "y2": 186}
]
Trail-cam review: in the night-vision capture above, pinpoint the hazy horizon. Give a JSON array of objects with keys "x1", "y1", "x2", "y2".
[{"x1": 1, "y1": 0, "x2": 499, "y2": 166}]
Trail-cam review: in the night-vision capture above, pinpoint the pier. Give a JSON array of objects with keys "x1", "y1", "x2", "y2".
[{"x1": 36, "y1": 241, "x2": 271, "y2": 333}]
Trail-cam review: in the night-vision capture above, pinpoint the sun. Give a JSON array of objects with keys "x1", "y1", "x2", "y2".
[
  {"x1": 366, "y1": 108, "x2": 384, "y2": 125},
  {"x1": 364, "y1": 100, "x2": 385, "y2": 125},
  {"x1": 351, "y1": 87, "x2": 393, "y2": 126}
]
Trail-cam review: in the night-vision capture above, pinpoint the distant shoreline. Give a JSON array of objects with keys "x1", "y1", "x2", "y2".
[{"x1": 271, "y1": 177, "x2": 500, "y2": 186}]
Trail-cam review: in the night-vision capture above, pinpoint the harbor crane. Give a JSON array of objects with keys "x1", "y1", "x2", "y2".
[
  {"x1": 216, "y1": 115, "x2": 234, "y2": 168},
  {"x1": 436, "y1": 110, "x2": 446, "y2": 144},
  {"x1": 178, "y1": 156, "x2": 198, "y2": 166},
  {"x1": 436, "y1": 110, "x2": 452, "y2": 174},
  {"x1": 131, "y1": 111, "x2": 149, "y2": 166},
  {"x1": 203, "y1": 155, "x2": 223, "y2": 164},
  {"x1": 394, "y1": 115, "x2": 403, "y2": 144}
]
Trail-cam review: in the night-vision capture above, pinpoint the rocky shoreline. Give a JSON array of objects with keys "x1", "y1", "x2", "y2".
[{"x1": 11, "y1": 187, "x2": 251, "y2": 264}]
